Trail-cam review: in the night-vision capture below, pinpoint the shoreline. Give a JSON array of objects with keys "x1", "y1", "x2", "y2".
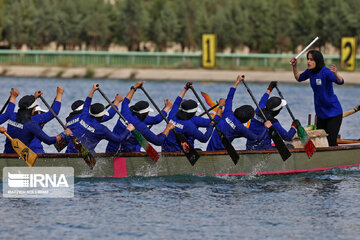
[{"x1": 1, "y1": 65, "x2": 360, "y2": 84}]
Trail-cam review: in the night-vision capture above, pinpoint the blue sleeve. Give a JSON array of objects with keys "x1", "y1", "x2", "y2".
[
  {"x1": 298, "y1": 69, "x2": 310, "y2": 82},
  {"x1": 101, "y1": 105, "x2": 118, "y2": 122},
  {"x1": 121, "y1": 98, "x2": 133, "y2": 122},
  {"x1": 32, "y1": 101, "x2": 61, "y2": 124},
  {"x1": 225, "y1": 87, "x2": 236, "y2": 113},
  {"x1": 185, "y1": 123, "x2": 214, "y2": 143},
  {"x1": 192, "y1": 116, "x2": 211, "y2": 127},
  {"x1": 272, "y1": 122, "x2": 296, "y2": 141},
  {"x1": 0, "y1": 102, "x2": 15, "y2": 124},
  {"x1": 144, "y1": 111, "x2": 166, "y2": 125},
  {"x1": 83, "y1": 97, "x2": 92, "y2": 113},
  {"x1": 29, "y1": 122, "x2": 57, "y2": 145},
  {"x1": 235, "y1": 124, "x2": 264, "y2": 141},
  {"x1": 255, "y1": 93, "x2": 269, "y2": 113},
  {"x1": 136, "y1": 122, "x2": 166, "y2": 146},
  {"x1": 168, "y1": 96, "x2": 182, "y2": 119},
  {"x1": 325, "y1": 68, "x2": 344, "y2": 85},
  {"x1": 103, "y1": 128, "x2": 131, "y2": 145}
]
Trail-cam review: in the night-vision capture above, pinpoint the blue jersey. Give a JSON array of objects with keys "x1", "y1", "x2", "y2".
[
  {"x1": 106, "y1": 98, "x2": 167, "y2": 153},
  {"x1": 4, "y1": 101, "x2": 61, "y2": 154},
  {"x1": 207, "y1": 87, "x2": 266, "y2": 151},
  {"x1": 28, "y1": 101, "x2": 63, "y2": 153},
  {"x1": 0, "y1": 102, "x2": 15, "y2": 124},
  {"x1": 246, "y1": 93, "x2": 296, "y2": 150},
  {"x1": 66, "y1": 97, "x2": 131, "y2": 153},
  {"x1": 299, "y1": 67, "x2": 344, "y2": 119},
  {"x1": 162, "y1": 96, "x2": 215, "y2": 152}
]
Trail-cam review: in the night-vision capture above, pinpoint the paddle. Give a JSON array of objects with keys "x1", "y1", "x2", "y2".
[
  {"x1": 97, "y1": 87, "x2": 160, "y2": 162},
  {"x1": 189, "y1": 85, "x2": 239, "y2": 165},
  {"x1": 38, "y1": 95, "x2": 96, "y2": 169},
  {"x1": 2, "y1": 131, "x2": 37, "y2": 167},
  {"x1": 0, "y1": 95, "x2": 11, "y2": 114},
  {"x1": 241, "y1": 79, "x2": 291, "y2": 161},
  {"x1": 201, "y1": 91, "x2": 219, "y2": 113},
  {"x1": 139, "y1": 86, "x2": 200, "y2": 166},
  {"x1": 275, "y1": 86, "x2": 316, "y2": 158}
]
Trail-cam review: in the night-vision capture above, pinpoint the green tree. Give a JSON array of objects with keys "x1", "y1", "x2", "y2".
[
  {"x1": 4, "y1": 0, "x2": 38, "y2": 49},
  {"x1": 153, "y1": 1, "x2": 179, "y2": 51},
  {"x1": 54, "y1": 0, "x2": 83, "y2": 50},
  {"x1": 114, "y1": 0, "x2": 150, "y2": 51},
  {"x1": 291, "y1": 0, "x2": 319, "y2": 50},
  {"x1": 243, "y1": 0, "x2": 274, "y2": 52},
  {"x1": 80, "y1": 0, "x2": 112, "y2": 50},
  {"x1": 174, "y1": 0, "x2": 198, "y2": 51},
  {"x1": 213, "y1": 0, "x2": 249, "y2": 52},
  {"x1": 269, "y1": 0, "x2": 295, "y2": 52}
]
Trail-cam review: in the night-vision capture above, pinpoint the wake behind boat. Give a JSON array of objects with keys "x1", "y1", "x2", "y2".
[{"x1": 0, "y1": 140, "x2": 359, "y2": 178}]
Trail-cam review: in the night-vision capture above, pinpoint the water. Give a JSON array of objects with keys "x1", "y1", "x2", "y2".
[{"x1": 0, "y1": 77, "x2": 360, "y2": 239}]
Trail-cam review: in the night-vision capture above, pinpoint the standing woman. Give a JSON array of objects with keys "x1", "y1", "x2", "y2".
[{"x1": 290, "y1": 50, "x2": 344, "y2": 146}]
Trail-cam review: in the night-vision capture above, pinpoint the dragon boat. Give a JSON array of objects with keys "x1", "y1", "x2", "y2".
[{"x1": 0, "y1": 139, "x2": 359, "y2": 178}]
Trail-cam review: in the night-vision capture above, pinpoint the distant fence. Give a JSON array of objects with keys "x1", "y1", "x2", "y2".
[{"x1": 0, "y1": 50, "x2": 357, "y2": 70}]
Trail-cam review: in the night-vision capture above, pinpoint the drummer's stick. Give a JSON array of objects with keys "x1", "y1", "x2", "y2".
[{"x1": 290, "y1": 36, "x2": 319, "y2": 64}]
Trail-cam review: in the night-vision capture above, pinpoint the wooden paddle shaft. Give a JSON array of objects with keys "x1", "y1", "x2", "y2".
[{"x1": 3, "y1": 131, "x2": 13, "y2": 141}]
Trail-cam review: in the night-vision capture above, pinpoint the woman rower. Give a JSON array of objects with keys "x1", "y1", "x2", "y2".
[{"x1": 106, "y1": 81, "x2": 174, "y2": 153}]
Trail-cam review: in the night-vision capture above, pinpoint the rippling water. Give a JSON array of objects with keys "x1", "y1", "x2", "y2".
[{"x1": 0, "y1": 77, "x2": 360, "y2": 239}]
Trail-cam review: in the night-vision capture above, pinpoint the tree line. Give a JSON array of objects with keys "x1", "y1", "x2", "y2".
[{"x1": 0, "y1": 0, "x2": 359, "y2": 53}]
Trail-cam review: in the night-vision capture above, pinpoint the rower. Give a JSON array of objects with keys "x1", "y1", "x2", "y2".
[
  {"x1": 3, "y1": 92, "x2": 72, "y2": 153},
  {"x1": 207, "y1": 75, "x2": 271, "y2": 151},
  {"x1": 66, "y1": 84, "x2": 135, "y2": 153},
  {"x1": 106, "y1": 81, "x2": 174, "y2": 153},
  {"x1": 246, "y1": 81, "x2": 298, "y2": 150},
  {"x1": 66, "y1": 93, "x2": 122, "y2": 125},
  {"x1": 27, "y1": 86, "x2": 65, "y2": 153},
  {"x1": 162, "y1": 82, "x2": 220, "y2": 152}
]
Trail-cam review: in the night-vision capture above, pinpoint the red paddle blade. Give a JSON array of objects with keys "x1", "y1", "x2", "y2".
[
  {"x1": 145, "y1": 144, "x2": 160, "y2": 162},
  {"x1": 304, "y1": 139, "x2": 316, "y2": 159}
]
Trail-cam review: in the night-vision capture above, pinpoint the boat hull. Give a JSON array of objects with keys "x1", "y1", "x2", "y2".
[{"x1": 1, "y1": 145, "x2": 360, "y2": 178}]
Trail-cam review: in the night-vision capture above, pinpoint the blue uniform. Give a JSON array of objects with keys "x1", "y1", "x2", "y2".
[
  {"x1": 0, "y1": 102, "x2": 15, "y2": 124},
  {"x1": 66, "y1": 97, "x2": 130, "y2": 153},
  {"x1": 106, "y1": 98, "x2": 167, "y2": 153},
  {"x1": 162, "y1": 96, "x2": 215, "y2": 152},
  {"x1": 298, "y1": 67, "x2": 343, "y2": 119},
  {"x1": 207, "y1": 87, "x2": 266, "y2": 151},
  {"x1": 3, "y1": 101, "x2": 62, "y2": 153},
  {"x1": 246, "y1": 93, "x2": 296, "y2": 150}
]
